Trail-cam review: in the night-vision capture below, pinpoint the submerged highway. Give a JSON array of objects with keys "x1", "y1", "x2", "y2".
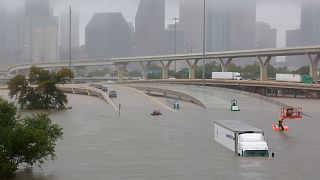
[{"x1": 1, "y1": 83, "x2": 320, "y2": 180}]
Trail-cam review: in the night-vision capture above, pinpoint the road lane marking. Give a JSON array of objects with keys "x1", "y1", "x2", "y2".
[{"x1": 123, "y1": 86, "x2": 178, "y2": 113}]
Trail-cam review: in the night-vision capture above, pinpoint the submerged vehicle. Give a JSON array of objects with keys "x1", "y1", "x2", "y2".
[
  {"x1": 214, "y1": 120, "x2": 270, "y2": 157},
  {"x1": 230, "y1": 99, "x2": 240, "y2": 111},
  {"x1": 151, "y1": 110, "x2": 162, "y2": 116}
]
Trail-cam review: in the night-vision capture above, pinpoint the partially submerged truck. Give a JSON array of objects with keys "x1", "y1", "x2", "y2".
[{"x1": 214, "y1": 120, "x2": 270, "y2": 157}]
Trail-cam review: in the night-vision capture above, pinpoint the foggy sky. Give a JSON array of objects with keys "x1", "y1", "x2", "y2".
[{"x1": 1, "y1": 0, "x2": 315, "y2": 46}]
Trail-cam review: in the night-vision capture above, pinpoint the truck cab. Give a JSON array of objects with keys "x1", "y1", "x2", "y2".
[{"x1": 238, "y1": 133, "x2": 269, "y2": 157}]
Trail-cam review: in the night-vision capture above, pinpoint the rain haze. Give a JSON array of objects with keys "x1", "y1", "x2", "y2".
[{"x1": 1, "y1": 0, "x2": 320, "y2": 180}]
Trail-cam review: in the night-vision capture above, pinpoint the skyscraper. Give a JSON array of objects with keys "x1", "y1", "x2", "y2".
[
  {"x1": 179, "y1": 0, "x2": 203, "y2": 53},
  {"x1": 59, "y1": 12, "x2": 80, "y2": 50},
  {"x1": 134, "y1": 0, "x2": 166, "y2": 56},
  {"x1": 229, "y1": 0, "x2": 256, "y2": 50},
  {"x1": 255, "y1": 22, "x2": 277, "y2": 49},
  {"x1": 300, "y1": 2, "x2": 320, "y2": 45},
  {"x1": 180, "y1": 0, "x2": 256, "y2": 54},
  {"x1": 286, "y1": 29, "x2": 307, "y2": 69},
  {"x1": 25, "y1": 0, "x2": 51, "y2": 17},
  {"x1": 22, "y1": 0, "x2": 58, "y2": 62},
  {"x1": 0, "y1": 3, "x2": 5, "y2": 65},
  {"x1": 85, "y1": 12, "x2": 131, "y2": 59},
  {"x1": 206, "y1": 1, "x2": 231, "y2": 52}
]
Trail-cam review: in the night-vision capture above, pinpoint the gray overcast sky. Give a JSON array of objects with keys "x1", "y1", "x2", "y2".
[{"x1": 3, "y1": 0, "x2": 303, "y2": 46}]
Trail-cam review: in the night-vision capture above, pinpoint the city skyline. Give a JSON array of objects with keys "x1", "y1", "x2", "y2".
[{"x1": 1, "y1": 0, "x2": 303, "y2": 47}]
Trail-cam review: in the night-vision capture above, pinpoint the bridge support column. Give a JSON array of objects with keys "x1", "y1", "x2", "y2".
[
  {"x1": 139, "y1": 61, "x2": 151, "y2": 80},
  {"x1": 306, "y1": 53, "x2": 320, "y2": 83},
  {"x1": 219, "y1": 58, "x2": 232, "y2": 72},
  {"x1": 186, "y1": 59, "x2": 199, "y2": 79},
  {"x1": 116, "y1": 64, "x2": 127, "y2": 81},
  {"x1": 160, "y1": 61, "x2": 172, "y2": 79},
  {"x1": 257, "y1": 56, "x2": 271, "y2": 81},
  {"x1": 73, "y1": 66, "x2": 86, "y2": 77}
]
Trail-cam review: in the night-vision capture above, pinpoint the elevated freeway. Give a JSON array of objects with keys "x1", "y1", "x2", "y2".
[
  {"x1": 8, "y1": 46, "x2": 320, "y2": 82},
  {"x1": 118, "y1": 79, "x2": 320, "y2": 98}
]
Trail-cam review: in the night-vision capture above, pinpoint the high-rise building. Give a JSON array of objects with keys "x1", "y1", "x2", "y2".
[
  {"x1": 206, "y1": 1, "x2": 231, "y2": 52},
  {"x1": 85, "y1": 12, "x2": 131, "y2": 59},
  {"x1": 180, "y1": 0, "x2": 256, "y2": 54},
  {"x1": 229, "y1": 0, "x2": 256, "y2": 51},
  {"x1": 0, "y1": 3, "x2": 5, "y2": 65},
  {"x1": 59, "y1": 12, "x2": 80, "y2": 50},
  {"x1": 286, "y1": 29, "x2": 307, "y2": 69},
  {"x1": 134, "y1": 0, "x2": 166, "y2": 56},
  {"x1": 22, "y1": 0, "x2": 58, "y2": 63},
  {"x1": 255, "y1": 22, "x2": 277, "y2": 48},
  {"x1": 300, "y1": 2, "x2": 320, "y2": 46},
  {"x1": 179, "y1": 0, "x2": 203, "y2": 53},
  {"x1": 25, "y1": 0, "x2": 50, "y2": 17}
]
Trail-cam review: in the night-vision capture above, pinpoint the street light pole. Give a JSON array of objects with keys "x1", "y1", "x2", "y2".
[
  {"x1": 69, "y1": 5, "x2": 72, "y2": 70},
  {"x1": 173, "y1": 17, "x2": 178, "y2": 72},
  {"x1": 202, "y1": 0, "x2": 206, "y2": 86}
]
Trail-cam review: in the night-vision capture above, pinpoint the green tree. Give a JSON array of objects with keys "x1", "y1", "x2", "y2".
[
  {"x1": 8, "y1": 66, "x2": 74, "y2": 109},
  {"x1": 293, "y1": 66, "x2": 310, "y2": 75},
  {"x1": 0, "y1": 98, "x2": 63, "y2": 177}
]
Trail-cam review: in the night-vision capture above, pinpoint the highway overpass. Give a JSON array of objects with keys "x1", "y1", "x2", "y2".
[{"x1": 8, "y1": 45, "x2": 320, "y2": 82}]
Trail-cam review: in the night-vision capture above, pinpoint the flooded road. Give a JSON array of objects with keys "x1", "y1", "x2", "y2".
[{"x1": 1, "y1": 84, "x2": 320, "y2": 180}]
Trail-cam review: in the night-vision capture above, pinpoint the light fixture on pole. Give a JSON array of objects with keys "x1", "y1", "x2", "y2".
[
  {"x1": 173, "y1": 17, "x2": 178, "y2": 72},
  {"x1": 69, "y1": 5, "x2": 72, "y2": 70},
  {"x1": 202, "y1": 0, "x2": 206, "y2": 86}
]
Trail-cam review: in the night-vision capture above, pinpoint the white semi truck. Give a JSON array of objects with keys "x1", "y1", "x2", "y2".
[
  {"x1": 214, "y1": 120, "x2": 270, "y2": 157},
  {"x1": 276, "y1": 73, "x2": 314, "y2": 83},
  {"x1": 212, "y1": 72, "x2": 242, "y2": 80}
]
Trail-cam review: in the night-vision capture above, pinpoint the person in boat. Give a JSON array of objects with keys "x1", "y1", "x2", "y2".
[{"x1": 278, "y1": 117, "x2": 285, "y2": 131}]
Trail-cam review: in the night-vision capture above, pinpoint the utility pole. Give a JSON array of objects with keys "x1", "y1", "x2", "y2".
[
  {"x1": 173, "y1": 17, "x2": 178, "y2": 72},
  {"x1": 202, "y1": 0, "x2": 206, "y2": 86},
  {"x1": 69, "y1": 5, "x2": 72, "y2": 70}
]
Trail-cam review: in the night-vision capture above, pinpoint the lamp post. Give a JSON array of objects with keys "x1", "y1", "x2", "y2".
[
  {"x1": 202, "y1": 0, "x2": 206, "y2": 86},
  {"x1": 69, "y1": 5, "x2": 72, "y2": 70},
  {"x1": 173, "y1": 17, "x2": 178, "y2": 72}
]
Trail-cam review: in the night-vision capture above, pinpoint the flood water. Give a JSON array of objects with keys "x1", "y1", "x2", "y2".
[{"x1": 1, "y1": 85, "x2": 320, "y2": 180}]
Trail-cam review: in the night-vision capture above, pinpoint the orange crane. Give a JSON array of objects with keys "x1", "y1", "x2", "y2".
[{"x1": 272, "y1": 107, "x2": 302, "y2": 132}]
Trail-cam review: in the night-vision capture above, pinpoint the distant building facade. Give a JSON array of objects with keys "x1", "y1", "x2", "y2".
[
  {"x1": 179, "y1": 0, "x2": 203, "y2": 53},
  {"x1": 285, "y1": 29, "x2": 307, "y2": 69},
  {"x1": 85, "y1": 12, "x2": 131, "y2": 59},
  {"x1": 255, "y1": 22, "x2": 277, "y2": 48},
  {"x1": 180, "y1": 0, "x2": 256, "y2": 55},
  {"x1": 300, "y1": 2, "x2": 320, "y2": 46},
  {"x1": 59, "y1": 12, "x2": 79, "y2": 50},
  {"x1": 134, "y1": 0, "x2": 166, "y2": 56},
  {"x1": 22, "y1": 0, "x2": 58, "y2": 63},
  {"x1": 59, "y1": 11, "x2": 80, "y2": 60}
]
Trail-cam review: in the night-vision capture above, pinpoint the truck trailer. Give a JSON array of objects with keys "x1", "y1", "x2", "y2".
[
  {"x1": 214, "y1": 120, "x2": 269, "y2": 157},
  {"x1": 276, "y1": 73, "x2": 314, "y2": 83},
  {"x1": 212, "y1": 72, "x2": 242, "y2": 80}
]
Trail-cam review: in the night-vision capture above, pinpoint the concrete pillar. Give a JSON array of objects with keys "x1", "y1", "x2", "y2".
[
  {"x1": 257, "y1": 56, "x2": 272, "y2": 81},
  {"x1": 186, "y1": 59, "x2": 199, "y2": 79},
  {"x1": 116, "y1": 64, "x2": 127, "y2": 81},
  {"x1": 139, "y1": 62, "x2": 151, "y2": 80},
  {"x1": 306, "y1": 53, "x2": 320, "y2": 83},
  {"x1": 73, "y1": 66, "x2": 86, "y2": 77},
  {"x1": 160, "y1": 61, "x2": 172, "y2": 79},
  {"x1": 219, "y1": 58, "x2": 233, "y2": 72}
]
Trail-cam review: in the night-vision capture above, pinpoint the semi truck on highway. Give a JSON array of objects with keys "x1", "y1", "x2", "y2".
[
  {"x1": 276, "y1": 73, "x2": 314, "y2": 83},
  {"x1": 212, "y1": 72, "x2": 242, "y2": 80},
  {"x1": 214, "y1": 120, "x2": 270, "y2": 157}
]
